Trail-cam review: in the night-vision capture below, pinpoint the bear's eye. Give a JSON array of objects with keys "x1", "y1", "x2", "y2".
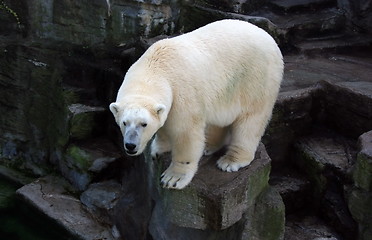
[
  {"x1": 141, "y1": 123, "x2": 147, "y2": 127},
  {"x1": 123, "y1": 121, "x2": 127, "y2": 126}
]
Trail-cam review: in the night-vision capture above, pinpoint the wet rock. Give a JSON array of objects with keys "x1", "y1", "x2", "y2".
[
  {"x1": 16, "y1": 175, "x2": 116, "y2": 240},
  {"x1": 80, "y1": 180, "x2": 122, "y2": 225},
  {"x1": 347, "y1": 130, "x2": 372, "y2": 240}
]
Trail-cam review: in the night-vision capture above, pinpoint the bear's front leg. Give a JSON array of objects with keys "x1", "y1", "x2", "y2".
[
  {"x1": 151, "y1": 129, "x2": 171, "y2": 160},
  {"x1": 161, "y1": 127, "x2": 205, "y2": 189}
]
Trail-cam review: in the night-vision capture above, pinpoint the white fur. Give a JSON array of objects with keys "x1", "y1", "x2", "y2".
[{"x1": 110, "y1": 19, "x2": 284, "y2": 189}]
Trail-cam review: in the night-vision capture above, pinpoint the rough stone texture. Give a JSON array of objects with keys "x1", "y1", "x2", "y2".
[
  {"x1": 80, "y1": 180, "x2": 122, "y2": 225},
  {"x1": 156, "y1": 144, "x2": 271, "y2": 230},
  {"x1": 263, "y1": 87, "x2": 315, "y2": 163},
  {"x1": 179, "y1": 4, "x2": 282, "y2": 43},
  {"x1": 146, "y1": 144, "x2": 285, "y2": 240},
  {"x1": 270, "y1": 171, "x2": 311, "y2": 215},
  {"x1": 3, "y1": 0, "x2": 181, "y2": 47},
  {"x1": 241, "y1": 186, "x2": 285, "y2": 240},
  {"x1": 0, "y1": 43, "x2": 69, "y2": 174},
  {"x1": 347, "y1": 130, "x2": 372, "y2": 240},
  {"x1": 354, "y1": 131, "x2": 372, "y2": 191},
  {"x1": 293, "y1": 130, "x2": 358, "y2": 238},
  {"x1": 320, "y1": 81, "x2": 372, "y2": 138},
  {"x1": 68, "y1": 104, "x2": 106, "y2": 140},
  {"x1": 16, "y1": 175, "x2": 116, "y2": 240},
  {"x1": 285, "y1": 215, "x2": 342, "y2": 240},
  {"x1": 59, "y1": 138, "x2": 123, "y2": 191}
]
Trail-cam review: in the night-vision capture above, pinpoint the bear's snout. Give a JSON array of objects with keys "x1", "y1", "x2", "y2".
[{"x1": 125, "y1": 143, "x2": 137, "y2": 155}]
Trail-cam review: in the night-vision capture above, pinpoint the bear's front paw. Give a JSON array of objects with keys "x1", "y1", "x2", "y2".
[
  {"x1": 217, "y1": 156, "x2": 250, "y2": 172},
  {"x1": 160, "y1": 163, "x2": 196, "y2": 189}
]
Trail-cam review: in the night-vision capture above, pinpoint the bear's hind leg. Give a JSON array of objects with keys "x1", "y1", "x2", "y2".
[
  {"x1": 161, "y1": 125, "x2": 205, "y2": 189},
  {"x1": 151, "y1": 129, "x2": 171, "y2": 160},
  {"x1": 217, "y1": 110, "x2": 270, "y2": 172},
  {"x1": 204, "y1": 125, "x2": 230, "y2": 156}
]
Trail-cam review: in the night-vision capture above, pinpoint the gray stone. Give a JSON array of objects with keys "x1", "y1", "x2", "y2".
[
  {"x1": 321, "y1": 81, "x2": 372, "y2": 138},
  {"x1": 60, "y1": 138, "x2": 122, "y2": 191},
  {"x1": 285, "y1": 216, "x2": 342, "y2": 240},
  {"x1": 263, "y1": 87, "x2": 315, "y2": 163},
  {"x1": 294, "y1": 131, "x2": 357, "y2": 185},
  {"x1": 153, "y1": 143, "x2": 271, "y2": 231},
  {"x1": 16, "y1": 175, "x2": 116, "y2": 240},
  {"x1": 80, "y1": 180, "x2": 122, "y2": 225},
  {"x1": 148, "y1": 144, "x2": 285, "y2": 240},
  {"x1": 347, "y1": 130, "x2": 372, "y2": 240},
  {"x1": 68, "y1": 104, "x2": 106, "y2": 140},
  {"x1": 270, "y1": 173, "x2": 311, "y2": 214},
  {"x1": 241, "y1": 186, "x2": 285, "y2": 240},
  {"x1": 354, "y1": 130, "x2": 372, "y2": 191}
]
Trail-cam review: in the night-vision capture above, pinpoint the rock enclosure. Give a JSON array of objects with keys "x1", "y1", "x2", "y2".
[{"x1": 1, "y1": 0, "x2": 372, "y2": 240}]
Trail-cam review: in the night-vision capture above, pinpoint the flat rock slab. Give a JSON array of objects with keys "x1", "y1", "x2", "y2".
[
  {"x1": 155, "y1": 143, "x2": 271, "y2": 230},
  {"x1": 294, "y1": 128, "x2": 357, "y2": 179},
  {"x1": 16, "y1": 176, "x2": 115, "y2": 240},
  {"x1": 281, "y1": 54, "x2": 372, "y2": 92}
]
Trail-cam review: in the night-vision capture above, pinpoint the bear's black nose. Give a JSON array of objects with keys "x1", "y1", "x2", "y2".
[{"x1": 125, "y1": 143, "x2": 136, "y2": 151}]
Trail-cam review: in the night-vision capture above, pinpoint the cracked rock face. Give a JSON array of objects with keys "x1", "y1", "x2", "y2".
[{"x1": 16, "y1": 176, "x2": 116, "y2": 240}]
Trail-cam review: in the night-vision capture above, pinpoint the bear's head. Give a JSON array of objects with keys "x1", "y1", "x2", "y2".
[{"x1": 109, "y1": 101, "x2": 166, "y2": 156}]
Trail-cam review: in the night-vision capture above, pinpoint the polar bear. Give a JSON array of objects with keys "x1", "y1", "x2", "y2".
[{"x1": 110, "y1": 19, "x2": 283, "y2": 189}]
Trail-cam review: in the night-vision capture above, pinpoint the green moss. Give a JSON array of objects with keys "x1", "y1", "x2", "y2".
[
  {"x1": 294, "y1": 143, "x2": 327, "y2": 201},
  {"x1": 353, "y1": 152, "x2": 372, "y2": 191},
  {"x1": 250, "y1": 187, "x2": 285, "y2": 240},
  {"x1": 0, "y1": 0, "x2": 21, "y2": 29},
  {"x1": 66, "y1": 145, "x2": 91, "y2": 172},
  {"x1": 69, "y1": 111, "x2": 95, "y2": 140}
]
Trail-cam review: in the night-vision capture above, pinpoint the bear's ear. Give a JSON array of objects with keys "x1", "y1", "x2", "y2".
[
  {"x1": 109, "y1": 102, "x2": 119, "y2": 115},
  {"x1": 155, "y1": 104, "x2": 166, "y2": 115}
]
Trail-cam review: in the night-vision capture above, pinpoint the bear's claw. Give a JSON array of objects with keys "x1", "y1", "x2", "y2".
[
  {"x1": 217, "y1": 156, "x2": 249, "y2": 172},
  {"x1": 160, "y1": 169, "x2": 193, "y2": 189}
]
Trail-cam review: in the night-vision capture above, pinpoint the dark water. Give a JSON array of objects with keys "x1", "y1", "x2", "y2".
[{"x1": 0, "y1": 178, "x2": 75, "y2": 240}]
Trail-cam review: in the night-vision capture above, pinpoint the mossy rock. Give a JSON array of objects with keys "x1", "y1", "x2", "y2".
[
  {"x1": 241, "y1": 186, "x2": 285, "y2": 240},
  {"x1": 153, "y1": 143, "x2": 272, "y2": 230}
]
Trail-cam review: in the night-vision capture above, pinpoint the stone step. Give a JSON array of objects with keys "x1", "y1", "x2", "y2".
[
  {"x1": 284, "y1": 215, "x2": 342, "y2": 240},
  {"x1": 68, "y1": 103, "x2": 107, "y2": 140},
  {"x1": 59, "y1": 138, "x2": 123, "y2": 191},
  {"x1": 319, "y1": 80, "x2": 372, "y2": 138},
  {"x1": 269, "y1": 0, "x2": 337, "y2": 14},
  {"x1": 144, "y1": 143, "x2": 285, "y2": 240},
  {"x1": 16, "y1": 176, "x2": 117, "y2": 240},
  {"x1": 296, "y1": 33, "x2": 372, "y2": 54},
  {"x1": 293, "y1": 128, "x2": 358, "y2": 238},
  {"x1": 270, "y1": 168, "x2": 311, "y2": 215}
]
